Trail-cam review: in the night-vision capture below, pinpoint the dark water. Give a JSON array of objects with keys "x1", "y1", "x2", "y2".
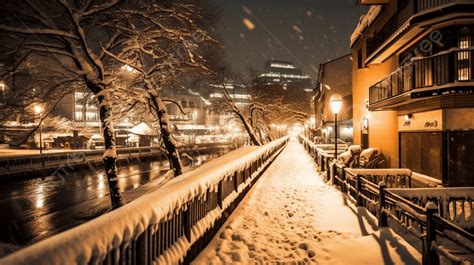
[{"x1": 0, "y1": 153, "x2": 221, "y2": 247}]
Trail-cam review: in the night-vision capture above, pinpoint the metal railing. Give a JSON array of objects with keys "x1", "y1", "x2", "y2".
[
  {"x1": 369, "y1": 49, "x2": 474, "y2": 105},
  {"x1": 366, "y1": 0, "x2": 455, "y2": 58},
  {"x1": 0, "y1": 137, "x2": 289, "y2": 265},
  {"x1": 300, "y1": 140, "x2": 473, "y2": 265},
  {"x1": 0, "y1": 143, "x2": 232, "y2": 177}
]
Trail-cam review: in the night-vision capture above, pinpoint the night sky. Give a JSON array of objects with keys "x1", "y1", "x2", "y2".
[{"x1": 209, "y1": 0, "x2": 367, "y2": 79}]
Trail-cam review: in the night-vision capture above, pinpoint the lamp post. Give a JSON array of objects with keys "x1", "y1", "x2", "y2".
[
  {"x1": 330, "y1": 94, "x2": 342, "y2": 159},
  {"x1": 34, "y1": 104, "x2": 44, "y2": 167}
]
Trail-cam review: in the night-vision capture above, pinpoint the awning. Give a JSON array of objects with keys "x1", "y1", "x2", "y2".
[
  {"x1": 129, "y1": 122, "x2": 158, "y2": 136},
  {"x1": 90, "y1": 134, "x2": 104, "y2": 141}
]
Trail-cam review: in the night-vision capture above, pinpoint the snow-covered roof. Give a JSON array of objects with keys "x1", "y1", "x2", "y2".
[
  {"x1": 90, "y1": 134, "x2": 104, "y2": 141},
  {"x1": 129, "y1": 122, "x2": 158, "y2": 136},
  {"x1": 350, "y1": 5, "x2": 382, "y2": 47},
  {"x1": 175, "y1": 124, "x2": 208, "y2": 131}
]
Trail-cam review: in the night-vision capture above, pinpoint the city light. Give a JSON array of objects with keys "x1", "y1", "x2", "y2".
[
  {"x1": 34, "y1": 104, "x2": 43, "y2": 115},
  {"x1": 329, "y1": 94, "x2": 342, "y2": 115},
  {"x1": 0, "y1": 1, "x2": 472, "y2": 264}
]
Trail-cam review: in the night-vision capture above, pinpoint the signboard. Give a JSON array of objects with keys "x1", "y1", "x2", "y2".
[{"x1": 398, "y1": 110, "x2": 444, "y2": 132}]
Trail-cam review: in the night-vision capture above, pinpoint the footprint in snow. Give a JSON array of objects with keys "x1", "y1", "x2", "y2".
[{"x1": 298, "y1": 242, "x2": 309, "y2": 250}]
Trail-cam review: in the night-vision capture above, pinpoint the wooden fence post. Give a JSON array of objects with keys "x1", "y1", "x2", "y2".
[
  {"x1": 378, "y1": 182, "x2": 388, "y2": 228},
  {"x1": 341, "y1": 168, "x2": 347, "y2": 193},
  {"x1": 423, "y1": 202, "x2": 439, "y2": 265},
  {"x1": 356, "y1": 174, "x2": 363, "y2": 206}
]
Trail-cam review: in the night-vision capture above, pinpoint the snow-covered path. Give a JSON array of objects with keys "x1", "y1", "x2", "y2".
[{"x1": 194, "y1": 139, "x2": 421, "y2": 264}]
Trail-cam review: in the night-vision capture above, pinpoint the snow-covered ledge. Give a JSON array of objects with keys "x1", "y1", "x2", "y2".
[{"x1": 0, "y1": 137, "x2": 289, "y2": 265}]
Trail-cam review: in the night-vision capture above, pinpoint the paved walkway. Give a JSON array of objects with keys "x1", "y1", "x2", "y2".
[{"x1": 194, "y1": 138, "x2": 421, "y2": 264}]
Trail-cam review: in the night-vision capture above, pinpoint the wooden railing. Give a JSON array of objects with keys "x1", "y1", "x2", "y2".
[
  {"x1": 298, "y1": 135, "x2": 347, "y2": 175},
  {"x1": 369, "y1": 49, "x2": 474, "y2": 105},
  {"x1": 0, "y1": 137, "x2": 289, "y2": 265},
  {"x1": 300, "y1": 139, "x2": 473, "y2": 265},
  {"x1": 388, "y1": 188, "x2": 474, "y2": 230}
]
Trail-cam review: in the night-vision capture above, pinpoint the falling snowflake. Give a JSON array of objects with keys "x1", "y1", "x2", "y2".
[
  {"x1": 293, "y1": 25, "x2": 302, "y2": 34},
  {"x1": 242, "y1": 18, "x2": 255, "y2": 30}
]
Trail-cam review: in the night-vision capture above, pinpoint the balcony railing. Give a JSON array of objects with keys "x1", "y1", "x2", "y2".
[
  {"x1": 366, "y1": 0, "x2": 453, "y2": 58},
  {"x1": 369, "y1": 48, "x2": 474, "y2": 106}
]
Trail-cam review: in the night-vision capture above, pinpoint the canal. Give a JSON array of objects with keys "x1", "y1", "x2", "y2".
[{"x1": 0, "y1": 150, "x2": 227, "y2": 253}]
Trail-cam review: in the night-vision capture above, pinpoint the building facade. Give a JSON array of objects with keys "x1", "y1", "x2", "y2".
[
  {"x1": 351, "y1": 0, "x2": 474, "y2": 186},
  {"x1": 315, "y1": 54, "x2": 354, "y2": 143},
  {"x1": 253, "y1": 60, "x2": 313, "y2": 92}
]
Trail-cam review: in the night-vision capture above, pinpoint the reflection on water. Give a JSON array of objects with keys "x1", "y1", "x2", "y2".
[
  {"x1": 0, "y1": 152, "x2": 224, "y2": 246},
  {"x1": 35, "y1": 184, "x2": 45, "y2": 209},
  {"x1": 97, "y1": 174, "x2": 106, "y2": 199}
]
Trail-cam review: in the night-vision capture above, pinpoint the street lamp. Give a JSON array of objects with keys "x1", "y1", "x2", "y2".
[
  {"x1": 34, "y1": 104, "x2": 44, "y2": 167},
  {"x1": 330, "y1": 93, "x2": 342, "y2": 159}
]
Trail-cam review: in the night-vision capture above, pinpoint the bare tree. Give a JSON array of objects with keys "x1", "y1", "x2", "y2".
[
  {"x1": 0, "y1": 0, "x2": 166, "y2": 209},
  {"x1": 217, "y1": 83, "x2": 262, "y2": 146},
  {"x1": 0, "y1": 53, "x2": 80, "y2": 146},
  {"x1": 102, "y1": 1, "x2": 218, "y2": 177}
]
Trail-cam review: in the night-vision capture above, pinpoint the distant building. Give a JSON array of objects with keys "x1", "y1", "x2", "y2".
[
  {"x1": 162, "y1": 88, "x2": 209, "y2": 132},
  {"x1": 351, "y1": 0, "x2": 474, "y2": 186},
  {"x1": 202, "y1": 82, "x2": 251, "y2": 127},
  {"x1": 55, "y1": 90, "x2": 100, "y2": 127},
  {"x1": 253, "y1": 60, "x2": 313, "y2": 92},
  {"x1": 315, "y1": 54, "x2": 353, "y2": 143}
]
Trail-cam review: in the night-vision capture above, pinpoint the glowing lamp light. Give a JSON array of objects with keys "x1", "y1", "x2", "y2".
[
  {"x1": 330, "y1": 93, "x2": 342, "y2": 115},
  {"x1": 121, "y1": 64, "x2": 136, "y2": 73},
  {"x1": 34, "y1": 105, "x2": 43, "y2": 115}
]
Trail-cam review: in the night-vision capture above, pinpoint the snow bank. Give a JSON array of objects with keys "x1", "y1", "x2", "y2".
[
  {"x1": 359, "y1": 148, "x2": 380, "y2": 162},
  {"x1": 0, "y1": 137, "x2": 289, "y2": 265}
]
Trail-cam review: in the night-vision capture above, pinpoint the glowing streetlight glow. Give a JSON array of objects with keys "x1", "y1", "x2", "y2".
[
  {"x1": 330, "y1": 93, "x2": 342, "y2": 115},
  {"x1": 329, "y1": 93, "x2": 342, "y2": 159},
  {"x1": 34, "y1": 104, "x2": 43, "y2": 115}
]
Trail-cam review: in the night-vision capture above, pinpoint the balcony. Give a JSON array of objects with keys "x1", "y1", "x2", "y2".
[
  {"x1": 369, "y1": 48, "x2": 474, "y2": 110},
  {"x1": 365, "y1": 0, "x2": 468, "y2": 64}
]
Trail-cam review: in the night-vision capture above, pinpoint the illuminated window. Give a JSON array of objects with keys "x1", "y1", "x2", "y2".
[{"x1": 457, "y1": 35, "x2": 472, "y2": 81}]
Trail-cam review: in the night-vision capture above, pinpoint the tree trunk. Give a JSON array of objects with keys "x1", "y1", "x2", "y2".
[
  {"x1": 150, "y1": 93, "x2": 183, "y2": 177},
  {"x1": 97, "y1": 92, "x2": 124, "y2": 209},
  {"x1": 234, "y1": 110, "x2": 262, "y2": 146}
]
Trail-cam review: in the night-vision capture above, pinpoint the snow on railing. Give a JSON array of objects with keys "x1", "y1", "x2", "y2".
[
  {"x1": 388, "y1": 187, "x2": 474, "y2": 230},
  {"x1": 0, "y1": 137, "x2": 289, "y2": 265},
  {"x1": 345, "y1": 168, "x2": 412, "y2": 188},
  {"x1": 299, "y1": 140, "x2": 473, "y2": 264}
]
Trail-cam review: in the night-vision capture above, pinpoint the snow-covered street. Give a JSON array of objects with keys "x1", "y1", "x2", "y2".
[{"x1": 194, "y1": 138, "x2": 422, "y2": 264}]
